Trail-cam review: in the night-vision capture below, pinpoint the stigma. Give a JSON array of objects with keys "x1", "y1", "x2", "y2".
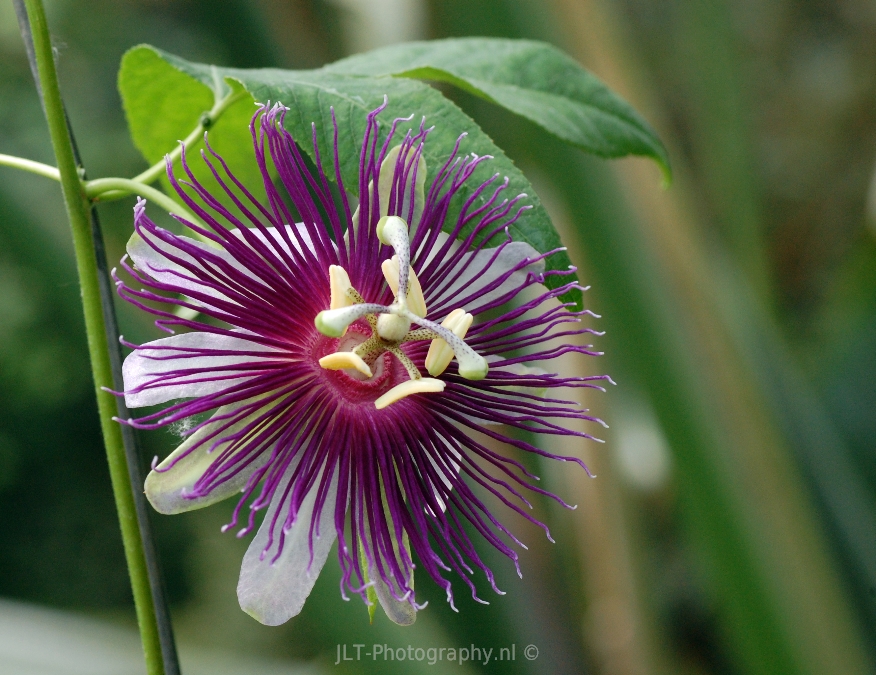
[{"x1": 314, "y1": 216, "x2": 487, "y2": 408}]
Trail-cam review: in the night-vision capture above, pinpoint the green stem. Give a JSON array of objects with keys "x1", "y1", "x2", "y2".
[
  {"x1": 0, "y1": 153, "x2": 60, "y2": 180},
  {"x1": 22, "y1": 2, "x2": 165, "y2": 674},
  {"x1": 86, "y1": 177, "x2": 203, "y2": 227},
  {"x1": 94, "y1": 86, "x2": 243, "y2": 202},
  {"x1": 132, "y1": 85, "x2": 246, "y2": 186},
  {"x1": 1, "y1": 71, "x2": 243, "y2": 227},
  {"x1": 0, "y1": 154, "x2": 202, "y2": 228}
]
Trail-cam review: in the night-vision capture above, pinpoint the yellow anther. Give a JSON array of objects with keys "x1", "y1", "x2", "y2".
[
  {"x1": 318, "y1": 351, "x2": 373, "y2": 378},
  {"x1": 381, "y1": 256, "x2": 427, "y2": 318},
  {"x1": 375, "y1": 378, "x2": 445, "y2": 409},
  {"x1": 329, "y1": 265, "x2": 354, "y2": 310},
  {"x1": 425, "y1": 309, "x2": 473, "y2": 377}
]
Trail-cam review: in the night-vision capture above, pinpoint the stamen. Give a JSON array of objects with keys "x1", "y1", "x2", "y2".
[
  {"x1": 375, "y1": 378, "x2": 445, "y2": 409},
  {"x1": 387, "y1": 347, "x2": 422, "y2": 381},
  {"x1": 425, "y1": 309, "x2": 473, "y2": 377},
  {"x1": 376, "y1": 216, "x2": 411, "y2": 307},
  {"x1": 329, "y1": 265, "x2": 354, "y2": 310},
  {"x1": 381, "y1": 255, "x2": 427, "y2": 317},
  {"x1": 403, "y1": 310, "x2": 487, "y2": 380},
  {"x1": 319, "y1": 351, "x2": 373, "y2": 378},
  {"x1": 318, "y1": 216, "x2": 487, "y2": 389},
  {"x1": 345, "y1": 287, "x2": 377, "y2": 330},
  {"x1": 352, "y1": 335, "x2": 384, "y2": 364}
]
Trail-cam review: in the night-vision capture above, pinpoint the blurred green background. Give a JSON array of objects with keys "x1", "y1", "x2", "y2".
[{"x1": 1, "y1": 0, "x2": 875, "y2": 673}]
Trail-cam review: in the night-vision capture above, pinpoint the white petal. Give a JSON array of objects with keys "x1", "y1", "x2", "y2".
[
  {"x1": 423, "y1": 233, "x2": 544, "y2": 311},
  {"x1": 127, "y1": 231, "x2": 239, "y2": 301},
  {"x1": 428, "y1": 437, "x2": 462, "y2": 511},
  {"x1": 486, "y1": 353, "x2": 548, "y2": 378},
  {"x1": 128, "y1": 224, "x2": 317, "y2": 302},
  {"x1": 229, "y1": 223, "x2": 318, "y2": 260},
  {"x1": 123, "y1": 331, "x2": 280, "y2": 408},
  {"x1": 144, "y1": 402, "x2": 269, "y2": 514},
  {"x1": 237, "y1": 463, "x2": 339, "y2": 626}
]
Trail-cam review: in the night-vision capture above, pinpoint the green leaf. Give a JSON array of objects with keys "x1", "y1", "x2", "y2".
[
  {"x1": 118, "y1": 47, "x2": 264, "y2": 222},
  {"x1": 327, "y1": 38, "x2": 670, "y2": 179},
  {"x1": 118, "y1": 44, "x2": 589, "y2": 306}
]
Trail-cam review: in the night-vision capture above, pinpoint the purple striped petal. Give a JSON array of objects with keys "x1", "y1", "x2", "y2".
[
  {"x1": 123, "y1": 331, "x2": 281, "y2": 407},
  {"x1": 419, "y1": 233, "x2": 544, "y2": 314}
]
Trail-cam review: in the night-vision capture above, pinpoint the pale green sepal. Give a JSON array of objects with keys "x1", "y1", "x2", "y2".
[
  {"x1": 145, "y1": 403, "x2": 268, "y2": 514},
  {"x1": 374, "y1": 577, "x2": 417, "y2": 626},
  {"x1": 377, "y1": 145, "x2": 427, "y2": 229},
  {"x1": 359, "y1": 540, "x2": 379, "y2": 624},
  {"x1": 351, "y1": 145, "x2": 427, "y2": 235},
  {"x1": 361, "y1": 486, "x2": 418, "y2": 626},
  {"x1": 373, "y1": 527, "x2": 416, "y2": 626}
]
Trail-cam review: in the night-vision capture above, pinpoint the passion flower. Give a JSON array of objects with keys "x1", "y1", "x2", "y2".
[{"x1": 115, "y1": 100, "x2": 608, "y2": 626}]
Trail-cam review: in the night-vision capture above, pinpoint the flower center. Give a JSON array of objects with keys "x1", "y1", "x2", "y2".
[{"x1": 314, "y1": 216, "x2": 488, "y2": 409}]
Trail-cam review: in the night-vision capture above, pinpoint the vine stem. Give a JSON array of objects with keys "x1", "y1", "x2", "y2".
[
  {"x1": 86, "y1": 177, "x2": 203, "y2": 227},
  {"x1": 0, "y1": 153, "x2": 59, "y2": 180},
  {"x1": 96, "y1": 86, "x2": 246, "y2": 201},
  {"x1": 133, "y1": 86, "x2": 246, "y2": 186},
  {"x1": 0, "y1": 154, "x2": 202, "y2": 227},
  {"x1": 21, "y1": 2, "x2": 166, "y2": 674}
]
